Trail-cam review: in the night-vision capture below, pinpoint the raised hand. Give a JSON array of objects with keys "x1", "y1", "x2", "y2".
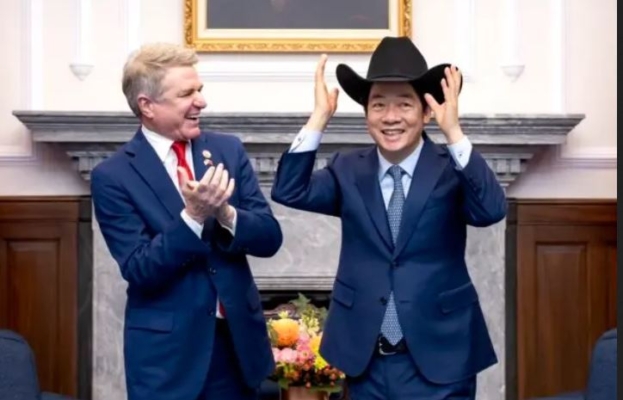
[
  {"x1": 305, "y1": 54, "x2": 339, "y2": 132},
  {"x1": 179, "y1": 163, "x2": 235, "y2": 223},
  {"x1": 424, "y1": 65, "x2": 464, "y2": 144}
]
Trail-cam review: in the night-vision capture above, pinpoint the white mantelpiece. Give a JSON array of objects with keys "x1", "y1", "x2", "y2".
[{"x1": 14, "y1": 111, "x2": 582, "y2": 186}]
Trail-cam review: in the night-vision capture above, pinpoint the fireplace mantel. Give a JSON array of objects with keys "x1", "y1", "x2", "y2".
[{"x1": 13, "y1": 111, "x2": 583, "y2": 187}]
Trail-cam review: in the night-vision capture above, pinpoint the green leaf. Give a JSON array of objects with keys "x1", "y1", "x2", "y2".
[
  {"x1": 317, "y1": 307, "x2": 328, "y2": 325},
  {"x1": 267, "y1": 323, "x2": 278, "y2": 345},
  {"x1": 277, "y1": 378, "x2": 290, "y2": 389},
  {"x1": 289, "y1": 293, "x2": 311, "y2": 313}
]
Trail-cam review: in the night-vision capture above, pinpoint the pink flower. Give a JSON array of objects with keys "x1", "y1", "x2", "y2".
[
  {"x1": 273, "y1": 347, "x2": 298, "y2": 363},
  {"x1": 298, "y1": 332, "x2": 311, "y2": 345},
  {"x1": 272, "y1": 347, "x2": 281, "y2": 362},
  {"x1": 297, "y1": 348, "x2": 313, "y2": 363}
]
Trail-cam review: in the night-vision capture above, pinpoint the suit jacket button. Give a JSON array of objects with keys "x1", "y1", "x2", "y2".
[
  {"x1": 209, "y1": 268, "x2": 216, "y2": 274},
  {"x1": 391, "y1": 261, "x2": 398, "y2": 268},
  {"x1": 208, "y1": 310, "x2": 215, "y2": 316},
  {"x1": 380, "y1": 297, "x2": 388, "y2": 305}
]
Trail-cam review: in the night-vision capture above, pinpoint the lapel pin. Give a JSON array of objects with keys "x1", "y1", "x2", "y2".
[{"x1": 202, "y1": 150, "x2": 213, "y2": 166}]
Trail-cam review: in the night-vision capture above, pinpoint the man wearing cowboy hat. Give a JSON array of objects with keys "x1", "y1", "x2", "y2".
[{"x1": 271, "y1": 36, "x2": 507, "y2": 399}]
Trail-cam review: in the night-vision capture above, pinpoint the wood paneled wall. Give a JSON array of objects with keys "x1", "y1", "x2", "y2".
[
  {"x1": 506, "y1": 199, "x2": 617, "y2": 400},
  {"x1": 0, "y1": 197, "x2": 92, "y2": 399}
]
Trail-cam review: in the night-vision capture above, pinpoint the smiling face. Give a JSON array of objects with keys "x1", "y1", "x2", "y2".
[
  {"x1": 137, "y1": 66, "x2": 207, "y2": 141},
  {"x1": 365, "y1": 82, "x2": 431, "y2": 164}
]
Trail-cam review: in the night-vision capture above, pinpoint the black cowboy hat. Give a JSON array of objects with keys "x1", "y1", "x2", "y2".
[{"x1": 336, "y1": 36, "x2": 462, "y2": 106}]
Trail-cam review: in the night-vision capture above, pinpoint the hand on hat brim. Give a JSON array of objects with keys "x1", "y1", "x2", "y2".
[
  {"x1": 423, "y1": 65, "x2": 464, "y2": 142},
  {"x1": 413, "y1": 64, "x2": 462, "y2": 106}
]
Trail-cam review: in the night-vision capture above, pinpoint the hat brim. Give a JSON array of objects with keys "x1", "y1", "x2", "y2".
[{"x1": 335, "y1": 63, "x2": 462, "y2": 107}]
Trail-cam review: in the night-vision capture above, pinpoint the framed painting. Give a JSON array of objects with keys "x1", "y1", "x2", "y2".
[{"x1": 184, "y1": 0, "x2": 412, "y2": 53}]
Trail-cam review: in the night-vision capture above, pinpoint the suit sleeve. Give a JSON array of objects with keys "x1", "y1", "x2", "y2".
[
  {"x1": 452, "y1": 148, "x2": 508, "y2": 227},
  {"x1": 271, "y1": 149, "x2": 341, "y2": 217},
  {"x1": 91, "y1": 167, "x2": 211, "y2": 292},
  {"x1": 211, "y1": 138, "x2": 283, "y2": 257}
]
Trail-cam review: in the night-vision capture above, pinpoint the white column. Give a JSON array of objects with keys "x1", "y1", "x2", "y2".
[
  {"x1": 69, "y1": 0, "x2": 94, "y2": 80},
  {"x1": 454, "y1": 0, "x2": 476, "y2": 82},
  {"x1": 3, "y1": 0, "x2": 44, "y2": 160},
  {"x1": 125, "y1": 0, "x2": 141, "y2": 55},
  {"x1": 22, "y1": 0, "x2": 43, "y2": 109},
  {"x1": 551, "y1": 0, "x2": 566, "y2": 112},
  {"x1": 500, "y1": 0, "x2": 524, "y2": 81}
]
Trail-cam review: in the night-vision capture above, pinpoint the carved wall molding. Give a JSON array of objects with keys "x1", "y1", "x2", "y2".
[
  {"x1": 255, "y1": 276, "x2": 335, "y2": 291},
  {"x1": 12, "y1": 111, "x2": 583, "y2": 187}
]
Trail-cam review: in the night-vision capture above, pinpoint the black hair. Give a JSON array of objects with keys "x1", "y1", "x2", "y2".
[{"x1": 361, "y1": 82, "x2": 430, "y2": 114}]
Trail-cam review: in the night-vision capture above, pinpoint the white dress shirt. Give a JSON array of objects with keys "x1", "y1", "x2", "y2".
[
  {"x1": 288, "y1": 128, "x2": 473, "y2": 204},
  {"x1": 142, "y1": 125, "x2": 235, "y2": 318}
]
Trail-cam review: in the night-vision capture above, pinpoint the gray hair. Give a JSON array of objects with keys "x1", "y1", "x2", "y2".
[{"x1": 122, "y1": 43, "x2": 198, "y2": 116}]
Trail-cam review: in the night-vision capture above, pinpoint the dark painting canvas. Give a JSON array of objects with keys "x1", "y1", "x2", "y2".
[{"x1": 207, "y1": 0, "x2": 389, "y2": 30}]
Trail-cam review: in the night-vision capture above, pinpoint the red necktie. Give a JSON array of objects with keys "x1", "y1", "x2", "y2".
[
  {"x1": 171, "y1": 141, "x2": 194, "y2": 183},
  {"x1": 170, "y1": 141, "x2": 227, "y2": 318}
]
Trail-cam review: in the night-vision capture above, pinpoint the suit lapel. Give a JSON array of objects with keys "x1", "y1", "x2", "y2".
[
  {"x1": 394, "y1": 134, "x2": 450, "y2": 256},
  {"x1": 127, "y1": 130, "x2": 184, "y2": 219},
  {"x1": 355, "y1": 147, "x2": 393, "y2": 251},
  {"x1": 190, "y1": 133, "x2": 226, "y2": 183},
  {"x1": 190, "y1": 135, "x2": 208, "y2": 181},
  {"x1": 190, "y1": 134, "x2": 221, "y2": 237}
]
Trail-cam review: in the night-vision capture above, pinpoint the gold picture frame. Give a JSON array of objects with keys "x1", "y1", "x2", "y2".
[{"x1": 184, "y1": 0, "x2": 412, "y2": 53}]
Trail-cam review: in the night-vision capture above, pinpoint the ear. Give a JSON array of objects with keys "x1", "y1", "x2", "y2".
[
  {"x1": 422, "y1": 105, "x2": 433, "y2": 124},
  {"x1": 137, "y1": 94, "x2": 154, "y2": 119}
]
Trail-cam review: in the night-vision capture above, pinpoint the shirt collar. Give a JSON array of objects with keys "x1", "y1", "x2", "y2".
[
  {"x1": 377, "y1": 137, "x2": 424, "y2": 180},
  {"x1": 141, "y1": 125, "x2": 179, "y2": 163}
]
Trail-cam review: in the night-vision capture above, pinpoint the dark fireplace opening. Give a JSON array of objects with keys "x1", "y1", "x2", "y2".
[{"x1": 260, "y1": 290, "x2": 332, "y2": 312}]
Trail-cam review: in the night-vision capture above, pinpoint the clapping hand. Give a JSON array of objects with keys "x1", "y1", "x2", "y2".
[
  {"x1": 424, "y1": 66, "x2": 464, "y2": 144},
  {"x1": 304, "y1": 54, "x2": 339, "y2": 132},
  {"x1": 179, "y1": 163, "x2": 235, "y2": 224}
]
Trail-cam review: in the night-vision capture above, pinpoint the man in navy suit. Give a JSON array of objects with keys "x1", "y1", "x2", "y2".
[
  {"x1": 91, "y1": 43, "x2": 282, "y2": 400},
  {"x1": 271, "y1": 37, "x2": 507, "y2": 399}
]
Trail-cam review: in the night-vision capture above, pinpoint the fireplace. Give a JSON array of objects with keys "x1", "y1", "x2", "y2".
[{"x1": 13, "y1": 110, "x2": 582, "y2": 400}]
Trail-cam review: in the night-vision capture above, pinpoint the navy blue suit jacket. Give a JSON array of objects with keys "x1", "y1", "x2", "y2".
[
  {"x1": 91, "y1": 129, "x2": 282, "y2": 400},
  {"x1": 271, "y1": 133, "x2": 506, "y2": 384}
]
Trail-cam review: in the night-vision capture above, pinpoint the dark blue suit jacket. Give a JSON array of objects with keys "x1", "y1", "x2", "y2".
[
  {"x1": 91, "y1": 129, "x2": 282, "y2": 400},
  {"x1": 271, "y1": 133, "x2": 506, "y2": 384}
]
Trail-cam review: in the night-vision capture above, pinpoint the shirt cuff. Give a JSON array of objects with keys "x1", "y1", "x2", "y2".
[
  {"x1": 447, "y1": 135, "x2": 473, "y2": 170},
  {"x1": 181, "y1": 209, "x2": 203, "y2": 238},
  {"x1": 218, "y1": 206, "x2": 237, "y2": 236},
  {"x1": 289, "y1": 128, "x2": 323, "y2": 152}
]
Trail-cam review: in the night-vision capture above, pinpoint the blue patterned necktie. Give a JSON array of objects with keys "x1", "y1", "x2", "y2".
[{"x1": 380, "y1": 165, "x2": 405, "y2": 345}]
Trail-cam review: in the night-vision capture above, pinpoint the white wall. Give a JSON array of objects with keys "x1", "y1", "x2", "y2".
[{"x1": 0, "y1": 0, "x2": 616, "y2": 197}]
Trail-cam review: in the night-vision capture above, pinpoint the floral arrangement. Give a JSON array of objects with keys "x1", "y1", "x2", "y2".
[{"x1": 267, "y1": 294, "x2": 345, "y2": 394}]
